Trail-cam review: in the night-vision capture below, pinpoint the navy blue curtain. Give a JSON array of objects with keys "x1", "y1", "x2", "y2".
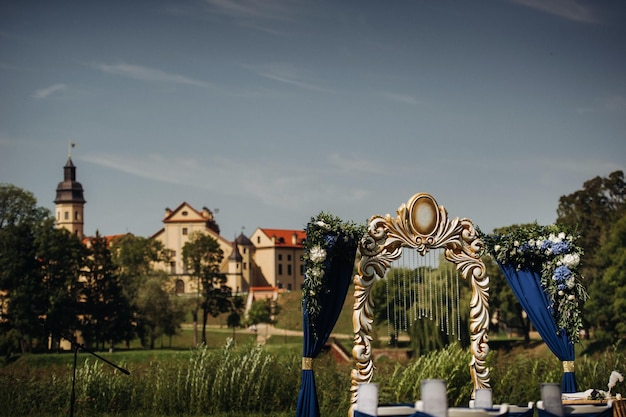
[
  {"x1": 295, "y1": 233, "x2": 358, "y2": 417},
  {"x1": 498, "y1": 263, "x2": 576, "y2": 393}
]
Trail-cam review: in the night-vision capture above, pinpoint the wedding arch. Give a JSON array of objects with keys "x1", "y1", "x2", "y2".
[{"x1": 349, "y1": 192, "x2": 490, "y2": 414}]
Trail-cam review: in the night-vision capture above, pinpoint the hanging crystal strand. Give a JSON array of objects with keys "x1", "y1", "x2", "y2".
[
  {"x1": 411, "y1": 249, "x2": 419, "y2": 324},
  {"x1": 402, "y1": 250, "x2": 408, "y2": 333},
  {"x1": 394, "y1": 269, "x2": 400, "y2": 342},
  {"x1": 416, "y1": 250, "x2": 422, "y2": 320},
  {"x1": 456, "y1": 269, "x2": 461, "y2": 341},
  {"x1": 445, "y1": 260, "x2": 450, "y2": 336},
  {"x1": 428, "y1": 251, "x2": 434, "y2": 321},
  {"x1": 398, "y1": 263, "x2": 404, "y2": 334},
  {"x1": 437, "y1": 251, "x2": 446, "y2": 333},
  {"x1": 386, "y1": 272, "x2": 391, "y2": 343}
]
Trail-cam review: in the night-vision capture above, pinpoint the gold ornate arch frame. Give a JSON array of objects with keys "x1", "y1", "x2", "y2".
[{"x1": 350, "y1": 193, "x2": 490, "y2": 415}]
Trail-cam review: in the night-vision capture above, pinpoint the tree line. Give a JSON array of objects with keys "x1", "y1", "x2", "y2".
[{"x1": 0, "y1": 184, "x2": 250, "y2": 355}]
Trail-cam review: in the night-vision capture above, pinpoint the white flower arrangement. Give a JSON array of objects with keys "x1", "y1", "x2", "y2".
[
  {"x1": 302, "y1": 212, "x2": 366, "y2": 338},
  {"x1": 482, "y1": 223, "x2": 588, "y2": 343}
]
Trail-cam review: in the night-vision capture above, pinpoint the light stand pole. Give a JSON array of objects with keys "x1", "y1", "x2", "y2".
[{"x1": 62, "y1": 334, "x2": 130, "y2": 417}]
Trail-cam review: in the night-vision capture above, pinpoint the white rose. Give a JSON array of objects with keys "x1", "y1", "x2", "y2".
[
  {"x1": 568, "y1": 294, "x2": 576, "y2": 301},
  {"x1": 558, "y1": 232, "x2": 566, "y2": 240},
  {"x1": 562, "y1": 253, "x2": 580, "y2": 268},
  {"x1": 514, "y1": 240, "x2": 520, "y2": 247},
  {"x1": 494, "y1": 245, "x2": 501, "y2": 252},
  {"x1": 567, "y1": 278, "x2": 575, "y2": 289},
  {"x1": 558, "y1": 290, "x2": 565, "y2": 296},
  {"x1": 528, "y1": 239, "x2": 536, "y2": 247},
  {"x1": 309, "y1": 246, "x2": 327, "y2": 263},
  {"x1": 315, "y1": 221, "x2": 330, "y2": 230}
]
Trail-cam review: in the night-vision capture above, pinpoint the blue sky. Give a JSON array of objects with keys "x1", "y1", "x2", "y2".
[{"x1": 1, "y1": 0, "x2": 624, "y2": 239}]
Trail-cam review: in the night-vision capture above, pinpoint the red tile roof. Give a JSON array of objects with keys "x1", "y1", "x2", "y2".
[{"x1": 260, "y1": 228, "x2": 306, "y2": 248}]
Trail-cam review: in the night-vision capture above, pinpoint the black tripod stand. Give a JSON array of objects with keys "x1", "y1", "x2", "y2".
[{"x1": 61, "y1": 334, "x2": 130, "y2": 417}]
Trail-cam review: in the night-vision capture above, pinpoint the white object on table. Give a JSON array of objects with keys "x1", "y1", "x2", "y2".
[
  {"x1": 421, "y1": 379, "x2": 449, "y2": 417},
  {"x1": 541, "y1": 383, "x2": 564, "y2": 417},
  {"x1": 357, "y1": 383, "x2": 379, "y2": 416}
]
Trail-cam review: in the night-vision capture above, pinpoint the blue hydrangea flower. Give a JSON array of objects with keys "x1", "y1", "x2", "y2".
[
  {"x1": 551, "y1": 241, "x2": 571, "y2": 255},
  {"x1": 553, "y1": 265, "x2": 572, "y2": 282}
]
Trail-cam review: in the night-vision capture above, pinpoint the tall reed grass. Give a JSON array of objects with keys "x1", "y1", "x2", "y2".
[{"x1": 1, "y1": 340, "x2": 624, "y2": 417}]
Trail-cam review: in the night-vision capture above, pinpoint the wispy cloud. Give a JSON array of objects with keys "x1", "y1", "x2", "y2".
[
  {"x1": 32, "y1": 83, "x2": 67, "y2": 99},
  {"x1": 202, "y1": 0, "x2": 300, "y2": 21},
  {"x1": 508, "y1": 0, "x2": 599, "y2": 23},
  {"x1": 93, "y1": 63, "x2": 213, "y2": 89},
  {"x1": 81, "y1": 150, "x2": 374, "y2": 211},
  {"x1": 248, "y1": 62, "x2": 328, "y2": 92},
  {"x1": 576, "y1": 94, "x2": 626, "y2": 115}
]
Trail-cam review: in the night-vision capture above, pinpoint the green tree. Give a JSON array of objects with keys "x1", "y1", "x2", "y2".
[
  {"x1": 0, "y1": 184, "x2": 50, "y2": 230},
  {"x1": 110, "y1": 234, "x2": 168, "y2": 346},
  {"x1": 135, "y1": 271, "x2": 185, "y2": 349},
  {"x1": 0, "y1": 184, "x2": 53, "y2": 353},
  {"x1": 110, "y1": 234, "x2": 167, "y2": 299},
  {"x1": 227, "y1": 295, "x2": 245, "y2": 339},
  {"x1": 182, "y1": 232, "x2": 231, "y2": 345},
  {"x1": 556, "y1": 171, "x2": 626, "y2": 342},
  {"x1": 584, "y1": 213, "x2": 626, "y2": 344},
  {"x1": 246, "y1": 299, "x2": 273, "y2": 327},
  {"x1": 36, "y1": 225, "x2": 88, "y2": 351},
  {"x1": 557, "y1": 171, "x2": 626, "y2": 286},
  {"x1": 81, "y1": 232, "x2": 132, "y2": 350}
]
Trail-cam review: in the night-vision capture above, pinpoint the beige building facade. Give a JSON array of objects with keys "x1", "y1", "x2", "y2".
[{"x1": 150, "y1": 202, "x2": 306, "y2": 296}]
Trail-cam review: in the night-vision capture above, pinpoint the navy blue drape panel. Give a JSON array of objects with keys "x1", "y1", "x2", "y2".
[
  {"x1": 295, "y1": 235, "x2": 357, "y2": 417},
  {"x1": 498, "y1": 263, "x2": 576, "y2": 393}
]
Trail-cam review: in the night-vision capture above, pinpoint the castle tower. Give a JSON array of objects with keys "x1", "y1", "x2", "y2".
[{"x1": 54, "y1": 155, "x2": 86, "y2": 238}]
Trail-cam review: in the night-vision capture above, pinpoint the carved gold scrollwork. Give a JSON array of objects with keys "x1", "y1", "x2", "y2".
[{"x1": 349, "y1": 193, "x2": 490, "y2": 417}]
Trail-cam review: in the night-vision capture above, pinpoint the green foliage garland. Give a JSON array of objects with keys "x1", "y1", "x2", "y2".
[
  {"x1": 302, "y1": 212, "x2": 366, "y2": 337},
  {"x1": 482, "y1": 223, "x2": 588, "y2": 343}
]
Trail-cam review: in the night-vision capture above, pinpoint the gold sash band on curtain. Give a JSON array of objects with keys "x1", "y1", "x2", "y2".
[
  {"x1": 563, "y1": 361, "x2": 575, "y2": 372},
  {"x1": 302, "y1": 357, "x2": 313, "y2": 370}
]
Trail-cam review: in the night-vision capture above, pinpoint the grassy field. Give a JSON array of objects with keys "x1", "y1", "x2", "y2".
[{"x1": 3, "y1": 288, "x2": 624, "y2": 417}]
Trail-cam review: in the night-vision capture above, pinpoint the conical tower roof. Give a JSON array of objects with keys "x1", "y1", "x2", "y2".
[{"x1": 54, "y1": 157, "x2": 86, "y2": 204}]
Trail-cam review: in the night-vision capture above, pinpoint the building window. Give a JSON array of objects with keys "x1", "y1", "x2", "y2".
[
  {"x1": 182, "y1": 211, "x2": 188, "y2": 216},
  {"x1": 64, "y1": 211, "x2": 69, "y2": 220},
  {"x1": 243, "y1": 262, "x2": 247, "y2": 270},
  {"x1": 170, "y1": 262, "x2": 176, "y2": 274},
  {"x1": 287, "y1": 264, "x2": 292, "y2": 275},
  {"x1": 74, "y1": 211, "x2": 79, "y2": 220},
  {"x1": 278, "y1": 254, "x2": 283, "y2": 261},
  {"x1": 257, "y1": 236, "x2": 261, "y2": 244},
  {"x1": 182, "y1": 227, "x2": 188, "y2": 235},
  {"x1": 278, "y1": 264, "x2": 283, "y2": 275},
  {"x1": 287, "y1": 254, "x2": 292, "y2": 261},
  {"x1": 288, "y1": 283, "x2": 293, "y2": 291},
  {"x1": 175, "y1": 279, "x2": 185, "y2": 294}
]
